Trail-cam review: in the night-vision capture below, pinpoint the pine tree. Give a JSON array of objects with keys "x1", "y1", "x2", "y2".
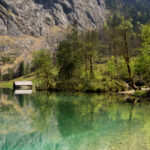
[
  {"x1": 32, "y1": 50, "x2": 52, "y2": 89},
  {"x1": 57, "y1": 25, "x2": 82, "y2": 90},
  {"x1": 8, "y1": 68, "x2": 14, "y2": 80},
  {"x1": 25, "y1": 63, "x2": 30, "y2": 75},
  {"x1": 0, "y1": 70, "x2": 2, "y2": 81},
  {"x1": 18, "y1": 61, "x2": 25, "y2": 77}
]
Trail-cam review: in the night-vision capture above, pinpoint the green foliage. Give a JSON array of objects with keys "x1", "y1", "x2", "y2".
[
  {"x1": 105, "y1": 0, "x2": 150, "y2": 24},
  {"x1": 134, "y1": 24, "x2": 150, "y2": 84},
  {"x1": 81, "y1": 30, "x2": 100, "y2": 79},
  {"x1": 25, "y1": 63, "x2": 31, "y2": 75},
  {"x1": 132, "y1": 90, "x2": 147, "y2": 97},
  {"x1": 0, "y1": 70, "x2": 2, "y2": 81},
  {"x1": 106, "y1": 15, "x2": 136, "y2": 56},
  {"x1": 114, "y1": 18, "x2": 134, "y2": 56},
  {"x1": 106, "y1": 56, "x2": 129, "y2": 80},
  {"x1": 56, "y1": 26, "x2": 101, "y2": 91},
  {"x1": 2, "y1": 16, "x2": 146, "y2": 92},
  {"x1": 57, "y1": 26, "x2": 83, "y2": 90},
  {"x1": 106, "y1": 56, "x2": 117, "y2": 78},
  {"x1": 141, "y1": 24, "x2": 150, "y2": 50},
  {"x1": 17, "y1": 61, "x2": 25, "y2": 77},
  {"x1": 7, "y1": 68, "x2": 14, "y2": 80},
  {"x1": 1, "y1": 56, "x2": 12, "y2": 64},
  {"x1": 106, "y1": 16, "x2": 138, "y2": 89},
  {"x1": 32, "y1": 50, "x2": 53, "y2": 89}
]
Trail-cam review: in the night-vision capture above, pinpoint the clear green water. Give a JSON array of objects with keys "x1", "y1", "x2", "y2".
[{"x1": 0, "y1": 88, "x2": 150, "y2": 150}]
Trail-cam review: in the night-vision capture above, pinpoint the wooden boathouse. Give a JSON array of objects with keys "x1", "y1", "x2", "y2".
[{"x1": 13, "y1": 81, "x2": 33, "y2": 89}]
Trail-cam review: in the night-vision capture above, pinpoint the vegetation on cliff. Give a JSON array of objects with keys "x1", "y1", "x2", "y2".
[
  {"x1": 0, "y1": 1, "x2": 150, "y2": 93},
  {"x1": 30, "y1": 17, "x2": 150, "y2": 92}
]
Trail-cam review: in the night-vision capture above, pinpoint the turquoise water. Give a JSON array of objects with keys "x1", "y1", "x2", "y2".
[{"x1": 0, "y1": 88, "x2": 150, "y2": 150}]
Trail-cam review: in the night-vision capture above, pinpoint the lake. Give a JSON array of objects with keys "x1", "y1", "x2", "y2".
[{"x1": 0, "y1": 88, "x2": 150, "y2": 150}]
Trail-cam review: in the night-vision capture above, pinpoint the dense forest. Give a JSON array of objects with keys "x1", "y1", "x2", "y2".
[
  {"x1": 105, "y1": 0, "x2": 150, "y2": 24},
  {"x1": 0, "y1": 0, "x2": 150, "y2": 93},
  {"x1": 32, "y1": 16, "x2": 150, "y2": 92}
]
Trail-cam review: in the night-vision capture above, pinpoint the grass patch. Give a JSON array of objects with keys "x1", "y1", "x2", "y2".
[
  {"x1": 0, "y1": 72, "x2": 37, "y2": 89},
  {"x1": 0, "y1": 67, "x2": 58, "y2": 89}
]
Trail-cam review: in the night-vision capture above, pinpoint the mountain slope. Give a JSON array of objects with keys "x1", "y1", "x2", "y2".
[
  {"x1": 0, "y1": 0, "x2": 107, "y2": 73},
  {"x1": 0, "y1": 0, "x2": 150, "y2": 74},
  {"x1": 0, "y1": 0, "x2": 107, "y2": 36}
]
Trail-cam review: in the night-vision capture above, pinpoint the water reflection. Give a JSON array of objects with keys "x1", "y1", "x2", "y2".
[
  {"x1": 14, "y1": 90, "x2": 33, "y2": 95},
  {"x1": 0, "y1": 89, "x2": 150, "y2": 150}
]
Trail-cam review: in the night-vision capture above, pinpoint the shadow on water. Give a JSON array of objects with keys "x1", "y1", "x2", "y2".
[{"x1": 0, "y1": 89, "x2": 150, "y2": 150}]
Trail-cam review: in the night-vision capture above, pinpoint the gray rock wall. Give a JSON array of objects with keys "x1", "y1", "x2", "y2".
[{"x1": 0, "y1": 0, "x2": 107, "y2": 36}]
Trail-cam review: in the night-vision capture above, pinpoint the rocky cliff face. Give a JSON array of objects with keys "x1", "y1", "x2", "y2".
[
  {"x1": 0, "y1": 0, "x2": 107, "y2": 36},
  {"x1": 0, "y1": 0, "x2": 107, "y2": 73}
]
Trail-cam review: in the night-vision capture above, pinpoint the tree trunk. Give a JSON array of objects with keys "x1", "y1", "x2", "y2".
[
  {"x1": 89, "y1": 58, "x2": 94, "y2": 80},
  {"x1": 123, "y1": 30, "x2": 137, "y2": 90},
  {"x1": 126, "y1": 61, "x2": 137, "y2": 89}
]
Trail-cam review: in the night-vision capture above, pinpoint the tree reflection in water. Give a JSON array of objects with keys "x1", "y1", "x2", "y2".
[{"x1": 0, "y1": 89, "x2": 150, "y2": 150}]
